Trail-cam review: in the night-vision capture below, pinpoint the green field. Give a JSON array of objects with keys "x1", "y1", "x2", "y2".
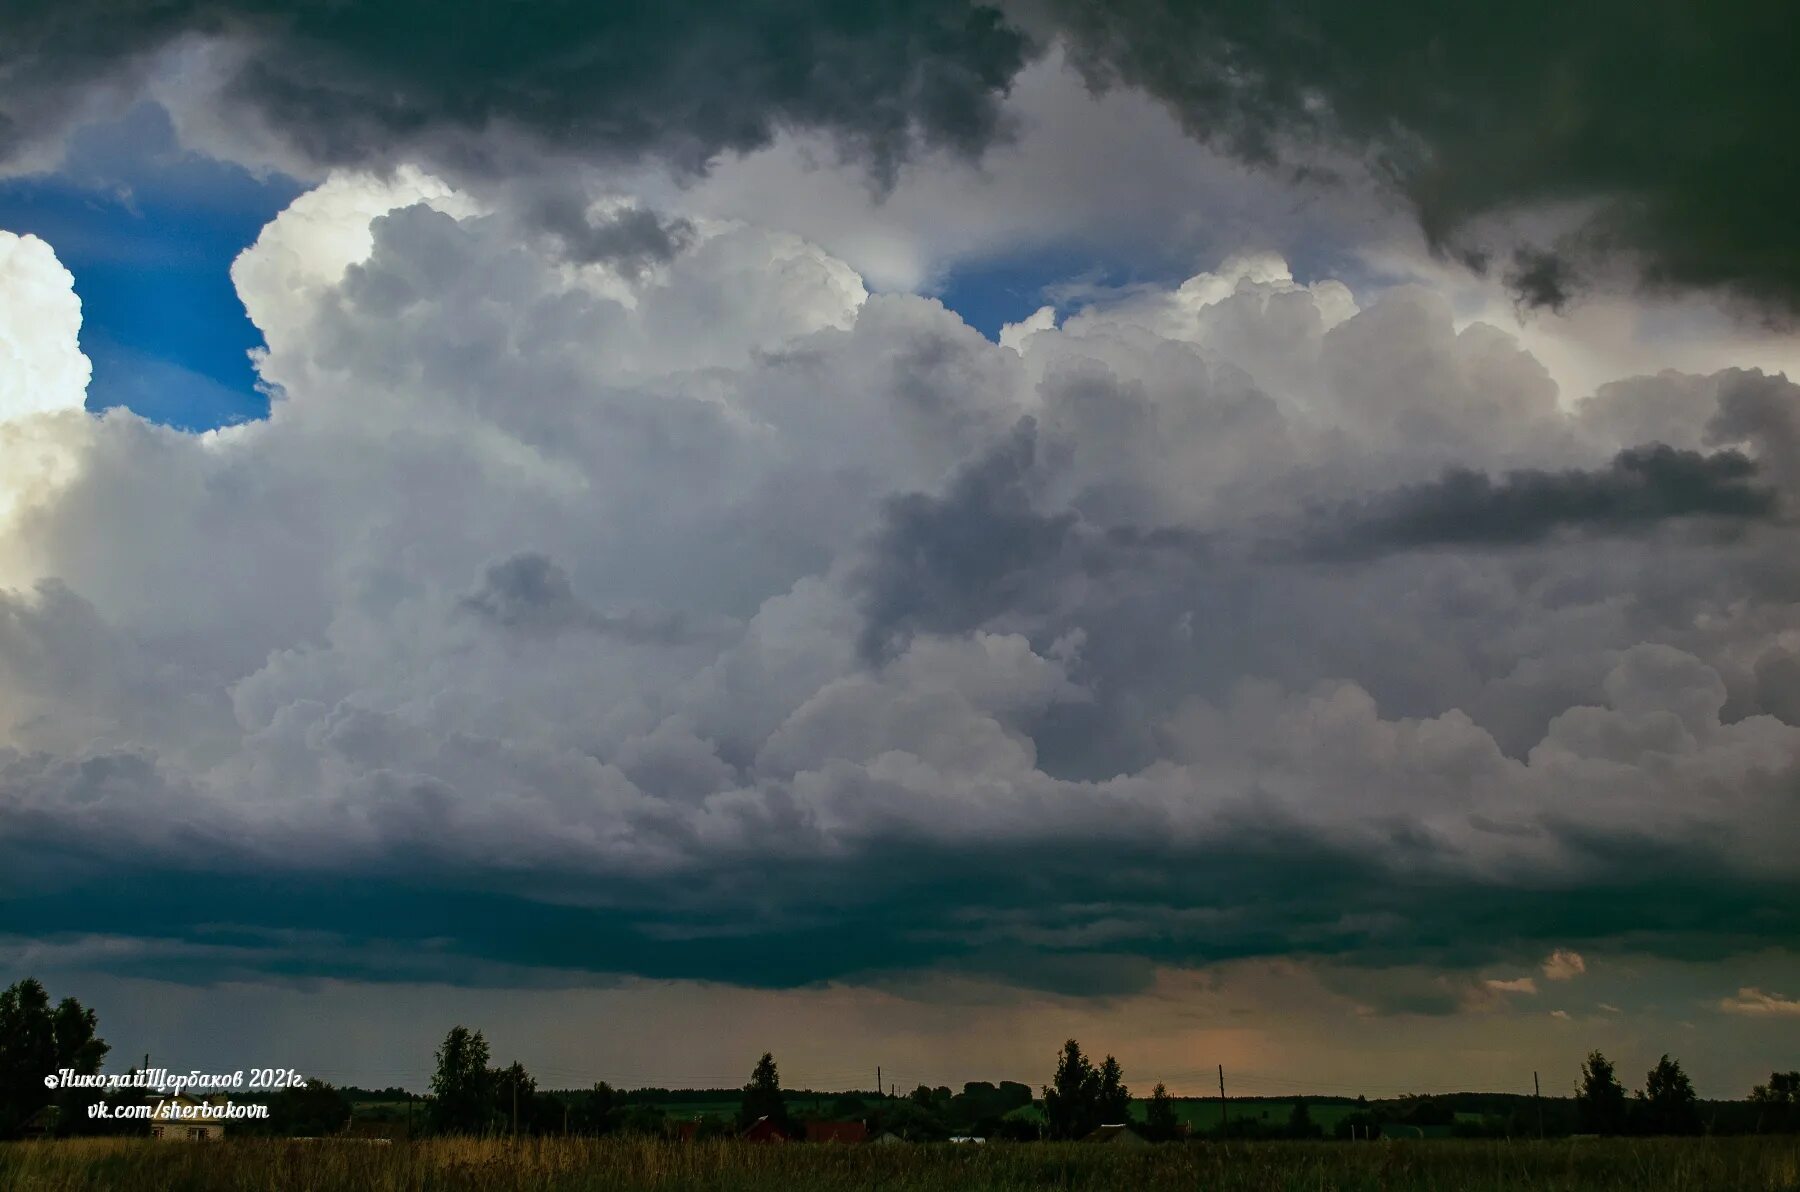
[
  {"x1": 1002, "y1": 1098, "x2": 1366, "y2": 1132},
  {"x1": 5, "y1": 1136, "x2": 1798, "y2": 1191},
  {"x1": 638, "y1": 1097, "x2": 842, "y2": 1122}
]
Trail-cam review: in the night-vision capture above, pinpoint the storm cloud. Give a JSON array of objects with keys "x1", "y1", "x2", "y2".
[
  {"x1": 3, "y1": 2, "x2": 1797, "y2": 313},
  {"x1": 3, "y1": 177, "x2": 1799, "y2": 1011},
  {"x1": 0, "y1": 0, "x2": 1032, "y2": 183},
  {"x1": 1042, "y1": 0, "x2": 1800, "y2": 311}
]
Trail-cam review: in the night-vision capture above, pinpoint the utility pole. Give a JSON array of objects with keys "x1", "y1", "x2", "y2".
[
  {"x1": 1218, "y1": 1065, "x2": 1228, "y2": 1138},
  {"x1": 1534, "y1": 1071, "x2": 1543, "y2": 1139},
  {"x1": 877, "y1": 1066, "x2": 881, "y2": 1098},
  {"x1": 511, "y1": 1079, "x2": 518, "y2": 1138}
]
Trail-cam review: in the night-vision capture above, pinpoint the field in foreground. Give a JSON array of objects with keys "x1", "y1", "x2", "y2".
[{"x1": 4, "y1": 1137, "x2": 1799, "y2": 1192}]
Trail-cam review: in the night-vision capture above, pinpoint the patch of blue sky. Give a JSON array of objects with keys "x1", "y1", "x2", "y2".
[
  {"x1": 935, "y1": 248, "x2": 1186, "y2": 342},
  {"x1": 0, "y1": 103, "x2": 302, "y2": 431}
]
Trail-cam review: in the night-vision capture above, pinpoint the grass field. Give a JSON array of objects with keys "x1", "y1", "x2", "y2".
[{"x1": 4, "y1": 1136, "x2": 1797, "y2": 1191}]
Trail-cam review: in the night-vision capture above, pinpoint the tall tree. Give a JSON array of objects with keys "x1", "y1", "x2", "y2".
[
  {"x1": 1042, "y1": 1039, "x2": 1102, "y2": 1139},
  {"x1": 577, "y1": 1080, "x2": 619, "y2": 1135},
  {"x1": 1749, "y1": 1071, "x2": 1799, "y2": 1134},
  {"x1": 1287, "y1": 1098, "x2": 1321, "y2": 1139},
  {"x1": 0, "y1": 978, "x2": 108, "y2": 1139},
  {"x1": 428, "y1": 1025, "x2": 494, "y2": 1135},
  {"x1": 1143, "y1": 1082, "x2": 1179, "y2": 1142},
  {"x1": 1638, "y1": 1054, "x2": 1700, "y2": 1135},
  {"x1": 1576, "y1": 1050, "x2": 1628, "y2": 1135},
  {"x1": 1095, "y1": 1055, "x2": 1131, "y2": 1124},
  {"x1": 737, "y1": 1052, "x2": 789, "y2": 1132}
]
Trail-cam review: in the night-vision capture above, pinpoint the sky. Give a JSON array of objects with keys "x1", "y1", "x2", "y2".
[{"x1": 0, "y1": 2, "x2": 1798, "y2": 1100}]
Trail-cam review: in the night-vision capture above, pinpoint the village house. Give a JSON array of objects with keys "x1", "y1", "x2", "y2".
[
  {"x1": 739, "y1": 1116, "x2": 790, "y2": 1143},
  {"x1": 149, "y1": 1094, "x2": 230, "y2": 1141}
]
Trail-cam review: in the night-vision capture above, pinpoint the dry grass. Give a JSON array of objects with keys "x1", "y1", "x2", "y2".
[{"x1": 3, "y1": 1135, "x2": 1798, "y2": 1191}]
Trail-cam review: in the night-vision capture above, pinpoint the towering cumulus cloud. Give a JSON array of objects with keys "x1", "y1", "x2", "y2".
[
  {"x1": 1, "y1": 175, "x2": 1797, "y2": 1007},
  {"x1": 0, "y1": 231, "x2": 89, "y2": 420}
]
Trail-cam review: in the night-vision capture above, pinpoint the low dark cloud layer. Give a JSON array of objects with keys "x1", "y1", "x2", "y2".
[{"x1": 8, "y1": 819, "x2": 1796, "y2": 997}]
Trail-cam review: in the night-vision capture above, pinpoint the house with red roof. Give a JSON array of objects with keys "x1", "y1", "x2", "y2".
[{"x1": 740, "y1": 1116, "x2": 792, "y2": 1143}]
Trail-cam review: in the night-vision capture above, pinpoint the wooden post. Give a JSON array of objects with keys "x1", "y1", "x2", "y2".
[
  {"x1": 1218, "y1": 1065, "x2": 1228, "y2": 1138},
  {"x1": 1534, "y1": 1071, "x2": 1543, "y2": 1139}
]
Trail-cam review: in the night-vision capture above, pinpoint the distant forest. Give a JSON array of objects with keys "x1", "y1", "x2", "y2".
[{"x1": 5, "y1": 977, "x2": 1797, "y2": 1141}]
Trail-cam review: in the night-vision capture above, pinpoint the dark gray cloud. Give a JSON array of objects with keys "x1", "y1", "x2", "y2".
[
  {"x1": 1041, "y1": 0, "x2": 1800, "y2": 311},
  {"x1": 856, "y1": 422, "x2": 1077, "y2": 659},
  {"x1": 527, "y1": 198, "x2": 694, "y2": 273},
  {"x1": 461, "y1": 552, "x2": 713, "y2": 645},
  {"x1": 1503, "y1": 248, "x2": 1579, "y2": 315},
  {"x1": 5, "y1": 2, "x2": 1794, "y2": 310},
  {"x1": 1308, "y1": 445, "x2": 1779, "y2": 560},
  {"x1": 0, "y1": 0, "x2": 1032, "y2": 184},
  {"x1": 6, "y1": 816, "x2": 1797, "y2": 998}
]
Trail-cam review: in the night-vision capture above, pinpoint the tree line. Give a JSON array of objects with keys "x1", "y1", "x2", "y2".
[{"x1": 3, "y1": 977, "x2": 1798, "y2": 1141}]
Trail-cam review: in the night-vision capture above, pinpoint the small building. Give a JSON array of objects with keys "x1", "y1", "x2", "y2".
[
  {"x1": 21, "y1": 1106, "x2": 60, "y2": 1139},
  {"x1": 150, "y1": 1095, "x2": 229, "y2": 1141},
  {"x1": 343, "y1": 1119, "x2": 403, "y2": 1141},
  {"x1": 1082, "y1": 1123, "x2": 1150, "y2": 1146},
  {"x1": 803, "y1": 1120, "x2": 868, "y2": 1143},
  {"x1": 740, "y1": 1116, "x2": 792, "y2": 1143}
]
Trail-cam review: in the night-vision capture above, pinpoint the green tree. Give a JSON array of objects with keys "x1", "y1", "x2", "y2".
[
  {"x1": 1749, "y1": 1071, "x2": 1799, "y2": 1134},
  {"x1": 1287, "y1": 1097, "x2": 1322, "y2": 1139},
  {"x1": 996, "y1": 1081, "x2": 1033, "y2": 1112},
  {"x1": 737, "y1": 1052, "x2": 789, "y2": 1132},
  {"x1": 870, "y1": 1096, "x2": 948, "y2": 1141},
  {"x1": 1577, "y1": 1050, "x2": 1627, "y2": 1135},
  {"x1": 576, "y1": 1080, "x2": 619, "y2": 1135},
  {"x1": 427, "y1": 1025, "x2": 494, "y2": 1135},
  {"x1": 264, "y1": 1080, "x2": 351, "y2": 1137},
  {"x1": 1143, "y1": 1082, "x2": 1179, "y2": 1141},
  {"x1": 616, "y1": 1103, "x2": 667, "y2": 1136},
  {"x1": 1042, "y1": 1039, "x2": 1102, "y2": 1139},
  {"x1": 0, "y1": 978, "x2": 108, "y2": 1139},
  {"x1": 1637, "y1": 1054, "x2": 1700, "y2": 1135},
  {"x1": 1095, "y1": 1055, "x2": 1130, "y2": 1124}
]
